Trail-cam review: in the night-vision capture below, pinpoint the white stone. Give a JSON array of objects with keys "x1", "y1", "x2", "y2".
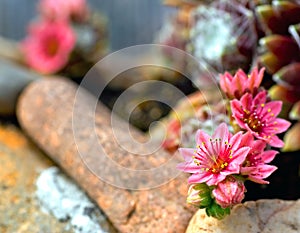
[{"x1": 186, "y1": 199, "x2": 300, "y2": 233}]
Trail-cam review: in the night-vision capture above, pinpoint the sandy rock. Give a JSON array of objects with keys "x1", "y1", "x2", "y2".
[
  {"x1": 186, "y1": 199, "x2": 300, "y2": 233},
  {"x1": 17, "y1": 77, "x2": 195, "y2": 233},
  {"x1": 0, "y1": 124, "x2": 72, "y2": 233}
]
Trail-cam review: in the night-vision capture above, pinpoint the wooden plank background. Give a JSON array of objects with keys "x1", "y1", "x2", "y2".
[{"x1": 0, "y1": 0, "x2": 175, "y2": 51}]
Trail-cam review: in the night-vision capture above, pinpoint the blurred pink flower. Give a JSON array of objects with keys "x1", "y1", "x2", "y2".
[
  {"x1": 240, "y1": 132, "x2": 278, "y2": 184},
  {"x1": 162, "y1": 119, "x2": 181, "y2": 153},
  {"x1": 220, "y1": 67, "x2": 265, "y2": 99},
  {"x1": 212, "y1": 177, "x2": 245, "y2": 208},
  {"x1": 177, "y1": 123, "x2": 250, "y2": 186},
  {"x1": 231, "y1": 91, "x2": 291, "y2": 148},
  {"x1": 21, "y1": 20, "x2": 76, "y2": 74},
  {"x1": 38, "y1": 0, "x2": 88, "y2": 21}
]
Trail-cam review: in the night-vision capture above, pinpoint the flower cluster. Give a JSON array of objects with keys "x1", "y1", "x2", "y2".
[
  {"x1": 177, "y1": 67, "x2": 291, "y2": 219},
  {"x1": 20, "y1": 0, "x2": 107, "y2": 77}
]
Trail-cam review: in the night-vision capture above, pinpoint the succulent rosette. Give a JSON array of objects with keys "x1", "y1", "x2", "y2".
[
  {"x1": 159, "y1": 0, "x2": 257, "y2": 75},
  {"x1": 256, "y1": 0, "x2": 300, "y2": 151},
  {"x1": 160, "y1": 0, "x2": 300, "y2": 150}
]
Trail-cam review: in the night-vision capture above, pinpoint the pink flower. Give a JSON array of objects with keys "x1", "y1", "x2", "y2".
[
  {"x1": 177, "y1": 123, "x2": 250, "y2": 186},
  {"x1": 162, "y1": 119, "x2": 181, "y2": 153},
  {"x1": 231, "y1": 91, "x2": 291, "y2": 148},
  {"x1": 220, "y1": 67, "x2": 265, "y2": 99},
  {"x1": 240, "y1": 132, "x2": 278, "y2": 184},
  {"x1": 21, "y1": 20, "x2": 76, "y2": 74},
  {"x1": 38, "y1": 0, "x2": 88, "y2": 22},
  {"x1": 212, "y1": 176, "x2": 246, "y2": 208}
]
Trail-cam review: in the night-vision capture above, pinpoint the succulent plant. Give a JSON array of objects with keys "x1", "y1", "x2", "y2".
[
  {"x1": 155, "y1": 89, "x2": 227, "y2": 152},
  {"x1": 256, "y1": 0, "x2": 300, "y2": 151},
  {"x1": 189, "y1": 0, "x2": 257, "y2": 73},
  {"x1": 160, "y1": 0, "x2": 300, "y2": 151},
  {"x1": 159, "y1": 0, "x2": 258, "y2": 74}
]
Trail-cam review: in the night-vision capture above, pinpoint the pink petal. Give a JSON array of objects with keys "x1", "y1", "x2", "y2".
[
  {"x1": 249, "y1": 139, "x2": 266, "y2": 153},
  {"x1": 261, "y1": 150, "x2": 278, "y2": 163},
  {"x1": 248, "y1": 177, "x2": 269, "y2": 184},
  {"x1": 188, "y1": 172, "x2": 213, "y2": 184},
  {"x1": 231, "y1": 147, "x2": 250, "y2": 165},
  {"x1": 271, "y1": 118, "x2": 291, "y2": 133},
  {"x1": 240, "y1": 131, "x2": 253, "y2": 146},
  {"x1": 195, "y1": 129, "x2": 211, "y2": 147},
  {"x1": 240, "y1": 166, "x2": 256, "y2": 175},
  {"x1": 220, "y1": 73, "x2": 232, "y2": 95},
  {"x1": 253, "y1": 91, "x2": 267, "y2": 107},
  {"x1": 230, "y1": 99, "x2": 243, "y2": 115},
  {"x1": 263, "y1": 101, "x2": 282, "y2": 118},
  {"x1": 248, "y1": 165, "x2": 277, "y2": 184},
  {"x1": 229, "y1": 131, "x2": 242, "y2": 152},
  {"x1": 255, "y1": 67, "x2": 265, "y2": 88},
  {"x1": 235, "y1": 70, "x2": 247, "y2": 93},
  {"x1": 268, "y1": 135, "x2": 284, "y2": 148},
  {"x1": 256, "y1": 164, "x2": 278, "y2": 178},
  {"x1": 213, "y1": 123, "x2": 229, "y2": 143},
  {"x1": 206, "y1": 173, "x2": 226, "y2": 186},
  {"x1": 240, "y1": 93, "x2": 253, "y2": 109},
  {"x1": 220, "y1": 165, "x2": 239, "y2": 176},
  {"x1": 247, "y1": 67, "x2": 258, "y2": 91},
  {"x1": 248, "y1": 67, "x2": 265, "y2": 91},
  {"x1": 231, "y1": 100, "x2": 247, "y2": 128},
  {"x1": 176, "y1": 162, "x2": 200, "y2": 173},
  {"x1": 178, "y1": 148, "x2": 195, "y2": 162}
]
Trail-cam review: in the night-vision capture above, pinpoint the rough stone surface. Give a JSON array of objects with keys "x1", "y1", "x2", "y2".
[
  {"x1": 17, "y1": 78, "x2": 196, "y2": 233},
  {"x1": 186, "y1": 199, "x2": 300, "y2": 233},
  {"x1": 0, "y1": 58, "x2": 39, "y2": 115},
  {"x1": 0, "y1": 123, "x2": 115, "y2": 233},
  {"x1": 0, "y1": 124, "x2": 72, "y2": 233},
  {"x1": 36, "y1": 167, "x2": 116, "y2": 233}
]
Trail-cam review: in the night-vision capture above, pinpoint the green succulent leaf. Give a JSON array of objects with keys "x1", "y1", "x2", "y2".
[
  {"x1": 282, "y1": 122, "x2": 300, "y2": 152},
  {"x1": 289, "y1": 100, "x2": 300, "y2": 120},
  {"x1": 259, "y1": 52, "x2": 287, "y2": 74},
  {"x1": 289, "y1": 23, "x2": 300, "y2": 48},
  {"x1": 273, "y1": 63, "x2": 300, "y2": 89},
  {"x1": 269, "y1": 84, "x2": 300, "y2": 103},
  {"x1": 257, "y1": 1, "x2": 300, "y2": 35},
  {"x1": 260, "y1": 35, "x2": 299, "y2": 61},
  {"x1": 273, "y1": 1, "x2": 300, "y2": 26},
  {"x1": 205, "y1": 201, "x2": 230, "y2": 220},
  {"x1": 256, "y1": 4, "x2": 289, "y2": 34}
]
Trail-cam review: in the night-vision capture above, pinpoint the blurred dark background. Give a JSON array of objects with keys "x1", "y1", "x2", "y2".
[{"x1": 0, "y1": 0, "x2": 175, "y2": 51}]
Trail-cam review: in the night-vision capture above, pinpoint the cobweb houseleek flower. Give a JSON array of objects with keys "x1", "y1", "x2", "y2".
[
  {"x1": 38, "y1": 0, "x2": 88, "y2": 22},
  {"x1": 212, "y1": 176, "x2": 246, "y2": 208},
  {"x1": 177, "y1": 123, "x2": 250, "y2": 186},
  {"x1": 240, "y1": 132, "x2": 278, "y2": 184},
  {"x1": 220, "y1": 67, "x2": 265, "y2": 100},
  {"x1": 21, "y1": 20, "x2": 76, "y2": 74},
  {"x1": 230, "y1": 91, "x2": 291, "y2": 148}
]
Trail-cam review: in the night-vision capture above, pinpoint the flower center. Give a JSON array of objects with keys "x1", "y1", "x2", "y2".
[
  {"x1": 245, "y1": 114, "x2": 263, "y2": 132},
  {"x1": 46, "y1": 38, "x2": 59, "y2": 56},
  {"x1": 241, "y1": 108, "x2": 264, "y2": 133},
  {"x1": 210, "y1": 158, "x2": 228, "y2": 173}
]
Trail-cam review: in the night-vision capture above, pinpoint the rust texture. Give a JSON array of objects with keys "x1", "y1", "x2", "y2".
[
  {"x1": 17, "y1": 78, "x2": 195, "y2": 233},
  {"x1": 0, "y1": 124, "x2": 73, "y2": 233}
]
